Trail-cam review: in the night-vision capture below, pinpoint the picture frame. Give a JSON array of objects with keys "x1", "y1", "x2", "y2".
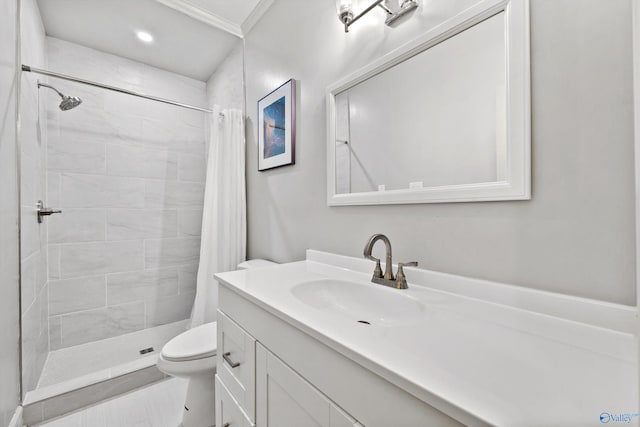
[{"x1": 258, "y1": 79, "x2": 296, "y2": 171}]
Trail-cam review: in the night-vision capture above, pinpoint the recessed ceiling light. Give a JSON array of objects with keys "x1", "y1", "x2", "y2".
[{"x1": 136, "y1": 31, "x2": 153, "y2": 43}]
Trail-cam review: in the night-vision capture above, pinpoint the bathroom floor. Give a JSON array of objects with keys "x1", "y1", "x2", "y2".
[{"x1": 37, "y1": 378, "x2": 188, "y2": 427}]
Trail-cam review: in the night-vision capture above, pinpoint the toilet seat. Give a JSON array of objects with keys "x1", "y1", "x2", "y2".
[{"x1": 162, "y1": 322, "x2": 217, "y2": 362}]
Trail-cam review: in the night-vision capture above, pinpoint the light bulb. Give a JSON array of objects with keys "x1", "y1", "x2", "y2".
[
  {"x1": 335, "y1": 0, "x2": 355, "y2": 27},
  {"x1": 136, "y1": 31, "x2": 153, "y2": 43}
]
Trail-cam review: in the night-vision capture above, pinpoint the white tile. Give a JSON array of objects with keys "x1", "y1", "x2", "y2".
[
  {"x1": 47, "y1": 172, "x2": 61, "y2": 207},
  {"x1": 144, "y1": 181, "x2": 204, "y2": 208},
  {"x1": 49, "y1": 275, "x2": 106, "y2": 316},
  {"x1": 38, "y1": 378, "x2": 188, "y2": 427},
  {"x1": 106, "y1": 268, "x2": 179, "y2": 305},
  {"x1": 145, "y1": 291, "x2": 195, "y2": 327},
  {"x1": 141, "y1": 118, "x2": 205, "y2": 155},
  {"x1": 51, "y1": 107, "x2": 142, "y2": 147},
  {"x1": 49, "y1": 316, "x2": 62, "y2": 351},
  {"x1": 48, "y1": 208, "x2": 106, "y2": 243},
  {"x1": 144, "y1": 237, "x2": 200, "y2": 268},
  {"x1": 21, "y1": 250, "x2": 46, "y2": 314},
  {"x1": 56, "y1": 302, "x2": 146, "y2": 348},
  {"x1": 108, "y1": 354, "x2": 159, "y2": 378},
  {"x1": 21, "y1": 151, "x2": 43, "y2": 208},
  {"x1": 178, "y1": 153, "x2": 206, "y2": 182},
  {"x1": 32, "y1": 369, "x2": 111, "y2": 401},
  {"x1": 48, "y1": 38, "x2": 145, "y2": 90},
  {"x1": 177, "y1": 209, "x2": 203, "y2": 237},
  {"x1": 48, "y1": 244, "x2": 61, "y2": 280},
  {"x1": 39, "y1": 320, "x2": 186, "y2": 387},
  {"x1": 106, "y1": 209, "x2": 177, "y2": 240},
  {"x1": 61, "y1": 173, "x2": 145, "y2": 208},
  {"x1": 178, "y1": 263, "x2": 198, "y2": 293},
  {"x1": 47, "y1": 138, "x2": 106, "y2": 174},
  {"x1": 143, "y1": 64, "x2": 206, "y2": 105},
  {"x1": 106, "y1": 145, "x2": 177, "y2": 180},
  {"x1": 22, "y1": 291, "x2": 47, "y2": 392},
  {"x1": 21, "y1": 204, "x2": 43, "y2": 259},
  {"x1": 59, "y1": 241, "x2": 144, "y2": 278},
  {"x1": 103, "y1": 90, "x2": 160, "y2": 121},
  {"x1": 40, "y1": 366, "x2": 165, "y2": 421}
]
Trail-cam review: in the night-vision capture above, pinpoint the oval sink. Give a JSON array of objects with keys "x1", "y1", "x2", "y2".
[{"x1": 291, "y1": 279, "x2": 425, "y2": 324}]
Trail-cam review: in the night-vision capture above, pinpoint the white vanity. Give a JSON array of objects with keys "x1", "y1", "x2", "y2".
[{"x1": 214, "y1": 250, "x2": 638, "y2": 427}]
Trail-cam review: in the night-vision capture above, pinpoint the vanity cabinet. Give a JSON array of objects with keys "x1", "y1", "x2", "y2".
[
  {"x1": 218, "y1": 311, "x2": 256, "y2": 421},
  {"x1": 216, "y1": 310, "x2": 361, "y2": 427},
  {"x1": 256, "y1": 343, "x2": 361, "y2": 427},
  {"x1": 216, "y1": 376, "x2": 253, "y2": 427},
  {"x1": 216, "y1": 284, "x2": 464, "y2": 427}
]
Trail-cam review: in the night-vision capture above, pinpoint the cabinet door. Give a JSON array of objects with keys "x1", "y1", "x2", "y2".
[
  {"x1": 256, "y1": 343, "x2": 360, "y2": 427},
  {"x1": 218, "y1": 310, "x2": 257, "y2": 421},
  {"x1": 216, "y1": 376, "x2": 253, "y2": 427}
]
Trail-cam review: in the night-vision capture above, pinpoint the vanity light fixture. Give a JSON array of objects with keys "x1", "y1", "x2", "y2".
[{"x1": 335, "y1": 0, "x2": 418, "y2": 32}]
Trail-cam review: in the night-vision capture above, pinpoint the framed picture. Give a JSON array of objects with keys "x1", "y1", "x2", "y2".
[{"x1": 258, "y1": 79, "x2": 296, "y2": 171}]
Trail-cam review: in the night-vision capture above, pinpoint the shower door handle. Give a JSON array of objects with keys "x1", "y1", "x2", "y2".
[{"x1": 36, "y1": 200, "x2": 62, "y2": 223}]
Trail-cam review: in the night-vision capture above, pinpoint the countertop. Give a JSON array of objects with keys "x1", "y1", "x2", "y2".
[{"x1": 215, "y1": 251, "x2": 638, "y2": 426}]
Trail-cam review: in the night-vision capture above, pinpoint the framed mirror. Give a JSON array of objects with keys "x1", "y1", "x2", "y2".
[{"x1": 326, "y1": 0, "x2": 530, "y2": 206}]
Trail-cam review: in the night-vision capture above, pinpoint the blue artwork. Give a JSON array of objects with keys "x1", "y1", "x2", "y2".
[{"x1": 263, "y1": 96, "x2": 286, "y2": 158}]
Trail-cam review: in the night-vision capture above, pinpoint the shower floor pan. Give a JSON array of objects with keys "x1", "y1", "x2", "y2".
[{"x1": 23, "y1": 320, "x2": 188, "y2": 426}]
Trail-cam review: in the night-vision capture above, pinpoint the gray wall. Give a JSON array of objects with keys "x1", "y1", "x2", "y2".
[
  {"x1": 0, "y1": 0, "x2": 21, "y2": 424},
  {"x1": 45, "y1": 38, "x2": 206, "y2": 351},
  {"x1": 207, "y1": 41, "x2": 244, "y2": 113},
  {"x1": 245, "y1": 0, "x2": 636, "y2": 305}
]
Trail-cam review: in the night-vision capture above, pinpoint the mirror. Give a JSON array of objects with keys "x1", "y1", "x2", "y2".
[{"x1": 327, "y1": 0, "x2": 530, "y2": 205}]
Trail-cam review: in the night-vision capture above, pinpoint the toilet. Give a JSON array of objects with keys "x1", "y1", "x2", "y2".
[{"x1": 157, "y1": 259, "x2": 277, "y2": 427}]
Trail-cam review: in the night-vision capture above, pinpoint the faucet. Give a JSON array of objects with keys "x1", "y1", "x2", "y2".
[{"x1": 363, "y1": 234, "x2": 418, "y2": 289}]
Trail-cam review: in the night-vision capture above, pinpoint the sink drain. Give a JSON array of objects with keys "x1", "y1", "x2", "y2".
[{"x1": 357, "y1": 320, "x2": 371, "y2": 325}]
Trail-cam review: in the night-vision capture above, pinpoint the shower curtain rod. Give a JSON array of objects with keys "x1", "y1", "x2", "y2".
[{"x1": 21, "y1": 64, "x2": 223, "y2": 116}]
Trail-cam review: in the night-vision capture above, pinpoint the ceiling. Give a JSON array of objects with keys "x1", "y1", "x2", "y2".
[{"x1": 37, "y1": 0, "x2": 272, "y2": 81}]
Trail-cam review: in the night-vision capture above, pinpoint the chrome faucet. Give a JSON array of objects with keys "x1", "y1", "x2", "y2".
[{"x1": 363, "y1": 234, "x2": 418, "y2": 289}]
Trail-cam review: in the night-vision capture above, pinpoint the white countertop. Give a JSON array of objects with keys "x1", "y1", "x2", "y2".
[{"x1": 215, "y1": 251, "x2": 638, "y2": 426}]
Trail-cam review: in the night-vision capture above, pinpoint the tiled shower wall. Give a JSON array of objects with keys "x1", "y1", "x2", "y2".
[
  {"x1": 20, "y1": 0, "x2": 49, "y2": 392},
  {"x1": 46, "y1": 38, "x2": 207, "y2": 351}
]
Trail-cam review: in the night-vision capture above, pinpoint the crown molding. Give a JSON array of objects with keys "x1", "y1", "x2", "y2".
[
  {"x1": 154, "y1": 0, "x2": 243, "y2": 38},
  {"x1": 241, "y1": 0, "x2": 274, "y2": 36}
]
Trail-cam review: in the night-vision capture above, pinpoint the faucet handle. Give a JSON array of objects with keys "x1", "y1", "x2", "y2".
[
  {"x1": 372, "y1": 259, "x2": 383, "y2": 279},
  {"x1": 398, "y1": 261, "x2": 418, "y2": 269},
  {"x1": 396, "y1": 261, "x2": 418, "y2": 289}
]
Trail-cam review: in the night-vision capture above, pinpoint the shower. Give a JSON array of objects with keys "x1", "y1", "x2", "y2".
[{"x1": 37, "y1": 82, "x2": 82, "y2": 110}]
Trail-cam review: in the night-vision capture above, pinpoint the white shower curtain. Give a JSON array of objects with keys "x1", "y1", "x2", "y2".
[{"x1": 190, "y1": 106, "x2": 246, "y2": 327}]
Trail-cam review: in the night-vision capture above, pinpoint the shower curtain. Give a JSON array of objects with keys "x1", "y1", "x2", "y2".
[{"x1": 190, "y1": 106, "x2": 246, "y2": 327}]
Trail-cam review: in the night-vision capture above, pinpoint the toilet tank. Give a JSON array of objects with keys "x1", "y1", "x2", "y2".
[
  {"x1": 205, "y1": 259, "x2": 279, "y2": 322},
  {"x1": 237, "y1": 259, "x2": 278, "y2": 270}
]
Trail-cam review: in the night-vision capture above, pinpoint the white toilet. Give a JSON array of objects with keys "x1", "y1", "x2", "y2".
[{"x1": 157, "y1": 259, "x2": 276, "y2": 427}]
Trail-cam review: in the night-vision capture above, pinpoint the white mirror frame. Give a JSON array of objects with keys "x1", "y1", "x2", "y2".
[{"x1": 326, "y1": 0, "x2": 530, "y2": 206}]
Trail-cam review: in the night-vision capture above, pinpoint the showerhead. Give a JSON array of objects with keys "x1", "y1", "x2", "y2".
[
  {"x1": 37, "y1": 82, "x2": 82, "y2": 111},
  {"x1": 59, "y1": 95, "x2": 82, "y2": 111}
]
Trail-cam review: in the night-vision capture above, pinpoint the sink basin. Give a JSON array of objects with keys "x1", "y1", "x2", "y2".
[{"x1": 291, "y1": 279, "x2": 425, "y2": 324}]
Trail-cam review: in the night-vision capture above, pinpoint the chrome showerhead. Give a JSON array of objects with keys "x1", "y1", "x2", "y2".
[
  {"x1": 59, "y1": 95, "x2": 82, "y2": 111},
  {"x1": 37, "y1": 82, "x2": 82, "y2": 111}
]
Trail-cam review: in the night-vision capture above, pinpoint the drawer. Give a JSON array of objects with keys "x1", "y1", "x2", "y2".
[
  {"x1": 216, "y1": 375, "x2": 253, "y2": 427},
  {"x1": 217, "y1": 310, "x2": 256, "y2": 421}
]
